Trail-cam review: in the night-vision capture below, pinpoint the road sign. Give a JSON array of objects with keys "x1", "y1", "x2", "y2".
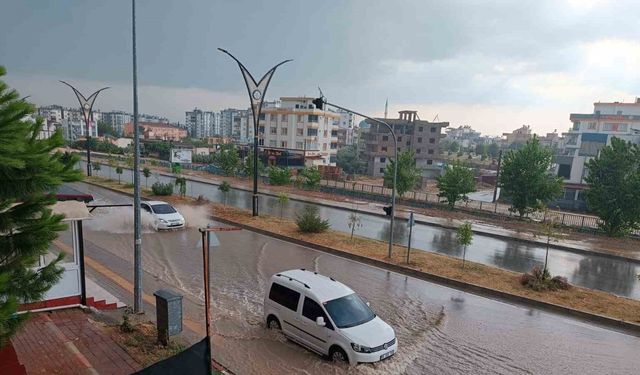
[{"x1": 196, "y1": 232, "x2": 220, "y2": 248}]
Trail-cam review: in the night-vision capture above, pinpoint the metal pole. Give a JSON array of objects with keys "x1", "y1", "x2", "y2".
[
  {"x1": 132, "y1": 0, "x2": 143, "y2": 314},
  {"x1": 493, "y1": 150, "x2": 502, "y2": 203},
  {"x1": 86, "y1": 118, "x2": 92, "y2": 176},
  {"x1": 323, "y1": 100, "x2": 397, "y2": 258},
  {"x1": 253, "y1": 132, "x2": 259, "y2": 216},
  {"x1": 200, "y1": 228, "x2": 213, "y2": 366},
  {"x1": 406, "y1": 212, "x2": 413, "y2": 264},
  {"x1": 77, "y1": 221, "x2": 87, "y2": 306}
]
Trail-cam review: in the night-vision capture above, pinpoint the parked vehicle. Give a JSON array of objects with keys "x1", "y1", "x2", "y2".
[
  {"x1": 263, "y1": 269, "x2": 397, "y2": 364},
  {"x1": 141, "y1": 201, "x2": 185, "y2": 230}
]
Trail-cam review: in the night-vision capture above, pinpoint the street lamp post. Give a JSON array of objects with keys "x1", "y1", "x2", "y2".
[
  {"x1": 314, "y1": 96, "x2": 398, "y2": 258},
  {"x1": 218, "y1": 48, "x2": 291, "y2": 216},
  {"x1": 60, "y1": 81, "x2": 109, "y2": 176}
]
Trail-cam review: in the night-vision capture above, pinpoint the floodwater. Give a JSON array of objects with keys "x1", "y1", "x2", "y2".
[
  {"x1": 73, "y1": 182, "x2": 640, "y2": 375},
  {"x1": 83, "y1": 163, "x2": 640, "y2": 300}
]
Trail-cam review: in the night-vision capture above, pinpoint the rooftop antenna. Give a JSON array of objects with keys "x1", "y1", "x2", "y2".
[{"x1": 433, "y1": 114, "x2": 439, "y2": 122}]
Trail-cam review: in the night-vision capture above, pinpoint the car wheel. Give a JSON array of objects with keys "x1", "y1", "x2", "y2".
[
  {"x1": 267, "y1": 315, "x2": 281, "y2": 330},
  {"x1": 329, "y1": 347, "x2": 348, "y2": 363}
]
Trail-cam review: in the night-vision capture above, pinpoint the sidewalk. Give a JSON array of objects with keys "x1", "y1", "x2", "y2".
[{"x1": 9, "y1": 308, "x2": 141, "y2": 375}]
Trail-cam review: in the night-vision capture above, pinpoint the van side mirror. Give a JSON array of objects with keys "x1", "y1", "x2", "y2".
[
  {"x1": 316, "y1": 316, "x2": 326, "y2": 327},
  {"x1": 366, "y1": 301, "x2": 371, "y2": 307}
]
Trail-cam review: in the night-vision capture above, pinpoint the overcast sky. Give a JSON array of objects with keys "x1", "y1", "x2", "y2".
[{"x1": 2, "y1": 0, "x2": 639, "y2": 136}]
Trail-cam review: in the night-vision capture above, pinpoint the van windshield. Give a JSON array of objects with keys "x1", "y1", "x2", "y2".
[{"x1": 323, "y1": 293, "x2": 375, "y2": 329}]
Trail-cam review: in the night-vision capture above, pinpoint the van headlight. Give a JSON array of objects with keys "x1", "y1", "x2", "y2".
[{"x1": 351, "y1": 343, "x2": 372, "y2": 353}]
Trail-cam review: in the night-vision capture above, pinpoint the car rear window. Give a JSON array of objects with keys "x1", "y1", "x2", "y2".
[{"x1": 269, "y1": 282, "x2": 300, "y2": 311}]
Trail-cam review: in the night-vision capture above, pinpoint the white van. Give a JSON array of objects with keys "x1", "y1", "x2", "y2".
[{"x1": 263, "y1": 269, "x2": 397, "y2": 364}]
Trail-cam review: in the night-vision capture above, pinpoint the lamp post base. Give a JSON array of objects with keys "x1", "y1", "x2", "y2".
[{"x1": 252, "y1": 194, "x2": 259, "y2": 217}]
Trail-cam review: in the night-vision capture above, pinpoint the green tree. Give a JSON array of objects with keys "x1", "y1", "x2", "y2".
[
  {"x1": 277, "y1": 192, "x2": 289, "y2": 218},
  {"x1": 383, "y1": 150, "x2": 422, "y2": 197},
  {"x1": 449, "y1": 141, "x2": 460, "y2": 153},
  {"x1": 487, "y1": 142, "x2": 500, "y2": 158},
  {"x1": 474, "y1": 143, "x2": 486, "y2": 156},
  {"x1": 437, "y1": 161, "x2": 476, "y2": 208},
  {"x1": 499, "y1": 137, "x2": 562, "y2": 218},
  {"x1": 214, "y1": 144, "x2": 240, "y2": 176},
  {"x1": 242, "y1": 151, "x2": 265, "y2": 177},
  {"x1": 142, "y1": 167, "x2": 151, "y2": 187},
  {"x1": 336, "y1": 145, "x2": 364, "y2": 175},
  {"x1": 456, "y1": 222, "x2": 473, "y2": 270},
  {"x1": 299, "y1": 166, "x2": 322, "y2": 189},
  {"x1": 175, "y1": 177, "x2": 187, "y2": 197},
  {"x1": 115, "y1": 166, "x2": 123, "y2": 183},
  {"x1": 268, "y1": 167, "x2": 291, "y2": 185},
  {"x1": 218, "y1": 181, "x2": 231, "y2": 205},
  {"x1": 97, "y1": 121, "x2": 116, "y2": 137},
  {"x1": 92, "y1": 163, "x2": 101, "y2": 175},
  {"x1": 347, "y1": 212, "x2": 362, "y2": 240},
  {"x1": 584, "y1": 138, "x2": 640, "y2": 236},
  {"x1": 296, "y1": 206, "x2": 330, "y2": 233},
  {"x1": 171, "y1": 163, "x2": 182, "y2": 175},
  {"x1": 0, "y1": 67, "x2": 83, "y2": 345}
]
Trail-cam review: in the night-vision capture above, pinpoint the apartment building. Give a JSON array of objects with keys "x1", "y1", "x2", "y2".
[
  {"x1": 361, "y1": 110, "x2": 448, "y2": 178},
  {"x1": 123, "y1": 121, "x2": 187, "y2": 141},
  {"x1": 101, "y1": 111, "x2": 132, "y2": 136},
  {"x1": 185, "y1": 108, "x2": 218, "y2": 139},
  {"x1": 260, "y1": 97, "x2": 340, "y2": 166}
]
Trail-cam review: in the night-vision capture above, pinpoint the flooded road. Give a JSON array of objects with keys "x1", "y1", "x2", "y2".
[
  {"x1": 85, "y1": 163, "x2": 640, "y2": 299},
  {"x1": 73, "y1": 182, "x2": 639, "y2": 374}
]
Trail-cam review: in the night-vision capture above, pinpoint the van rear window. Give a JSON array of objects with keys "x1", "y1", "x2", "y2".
[{"x1": 269, "y1": 282, "x2": 300, "y2": 311}]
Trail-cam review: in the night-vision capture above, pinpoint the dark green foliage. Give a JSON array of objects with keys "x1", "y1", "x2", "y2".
[
  {"x1": 144, "y1": 141, "x2": 171, "y2": 160},
  {"x1": 585, "y1": 138, "x2": 640, "y2": 236},
  {"x1": 192, "y1": 153, "x2": 216, "y2": 164},
  {"x1": 175, "y1": 177, "x2": 187, "y2": 197},
  {"x1": 299, "y1": 166, "x2": 322, "y2": 189},
  {"x1": 487, "y1": 143, "x2": 500, "y2": 158},
  {"x1": 142, "y1": 167, "x2": 151, "y2": 187},
  {"x1": 92, "y1": 163, "x2": 101, "y2": 172},
  {"x1": 383, "y1": 150, "x2": 422, "y2": 196},
  {"x1": 437, "y1": 161, "x2": 476, "y2": 208},
  {"x1": 0, "y1": 66, "x2": 83, "y2": 345},
  {"x1": 218, "y1": 181, "x2": 231, "y2": 205},
  {"x1": 242, "y1": 151, "x2": 265, "y2": 177},
  {"x1": 296, "y1": 206, "x2": 330, "y2": 233},
  {"x1": 268, "y1": 167, "x2": 291, "y2": 185},
  {"x1": 456, "y1": 222, "x2": 473, "y2": 270},
  {"x1": 72, "y1": 139, "x2": 124, "y2": 154},
  {"x1": 151, "y1": 182, "x2": 173, "y2": 196},
  {"x1": 520, "y1": 266, "x2": 570, "y2": 292},
  {"x1": 336, "y1": 145, "x2": 365, "y2": 175},
  {"x1": 214, "y1": 144, "x2": 240, "y2": 176},
  {"x1": 97, "y1": 121, "x2": 117, "y2": 137},
  {"x1": 115, "y1": 166, "x2": 123, "y2": 183},
  {"x1": 499, "y1": 137, "x2": 563, "y2": 218},
  {"x1": 171, "y1": 163, "x2": 182, "y2": 175},
  {"x1": 475, "y1": 143, "x2": 487, "y2": 156}
]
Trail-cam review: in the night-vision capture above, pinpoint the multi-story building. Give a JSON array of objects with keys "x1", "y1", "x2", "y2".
[
  {"x1": 260, "y1": 96, "x2": 340, "y2": 166},
  {"x1": 123, "y1": 121, "x2": 187, "y2": 141},
  {"x1": 220, "y1": 108, "x2": 244, "y2": 138},
  {"x1": 445, "y1": 125, "x2": 481, "y2": 149},
  {"x1": 502, "y1": 125, "x2": 532, "y2": 149},
  {"x1": 185, "y1": 108, "x2": 217, "y2": 139},
  {"x1": 361, "y1": 110, "x2": 448, "y2": 178},
  {"x1": 336, "y1": 127, "x2": 359, "y2": 148},
  {"x1": 37, "y1": 105, "x2": 64, "y2": 123},
  {"x1": 101, "y1": 111, "x2": 132, "y2": 136}
]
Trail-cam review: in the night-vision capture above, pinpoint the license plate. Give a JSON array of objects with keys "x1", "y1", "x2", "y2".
[{"x1": 380, "y1": 350, "x2": 394, "y2": 361}]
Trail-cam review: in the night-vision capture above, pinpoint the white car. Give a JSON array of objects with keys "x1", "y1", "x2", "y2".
[
  {"x1": 141, "y1": 201, "x2": 185, "y2": 230},
  {"x1": 264, "y1": 269, "x2": 397, "y2": 365}
]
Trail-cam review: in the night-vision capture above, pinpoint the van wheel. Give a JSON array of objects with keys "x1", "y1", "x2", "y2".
[
  {"x1": 329, "y1": 346, "x2": 348, "y2": 363},
  {"x1": 267, "y1": 315, "x2": 281, "y2": 330}
]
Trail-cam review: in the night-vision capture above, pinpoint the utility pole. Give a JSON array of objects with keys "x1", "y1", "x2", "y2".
[
  {"x1": 493, "y1": 150, "x2": 502, "y2": 203},
  {"x1": 132, "y1": 0, "x2": 143, "y2": 314}
]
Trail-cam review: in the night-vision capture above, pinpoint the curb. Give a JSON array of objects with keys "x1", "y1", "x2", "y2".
[
  {"x1": 81, "y1": 180, "x2": 640, "y2": 337},
  {"x1": 210, "y1": 215, "x2": 640, "y2": 338}
]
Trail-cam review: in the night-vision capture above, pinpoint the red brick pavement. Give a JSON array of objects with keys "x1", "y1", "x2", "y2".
[{"x1": 11, "y1": 308, "x2": 141, "y2": 375}]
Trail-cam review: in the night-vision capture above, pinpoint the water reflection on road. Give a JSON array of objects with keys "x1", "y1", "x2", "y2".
[{"x1": 83, "y1": 164, "x2": 640, "y2": 299}]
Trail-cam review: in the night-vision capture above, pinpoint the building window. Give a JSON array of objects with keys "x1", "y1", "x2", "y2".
[
  {"x1": 427, "y1": 159, "x2": 433, "y2": 165},
  {"x1": 330, "y1": 143, "x2": 337, "y2": 149},
  {"x1": 323, "y1": 143, "x2": 327, "y2": 151},
  {"x1": 259, "y1": 113, "x2": 265, "y2": 120},
  {"x1": 588, "y1": 122, "x2": 597, "y2": 130},
  {"x1": 270, "y1": 127, "x2": 277, "y2": 135},
  {"x1": 296, "y1": 128, "x2": 303, "y2": 136},
  {"x1": 296, "y1": 142, "x2": 304, "y2": 149},
  {"x1": 271, "y1": 115, "x2": 277, "y2": 123},
  {"x1": 380, "y1": 157, "x2": 386, "y2": 163},
  {"x1": 416, "y1": 148, "x2": 421, "y2": 154},
  {"x1": 418, "y1": 137, "x2": 422, "y2": 143},
  {"x1": 382, "y1": 135, "x2": 389, "y2": 141},
  {"x1": 406, "y1": 141, "x2": 410, "y2": 146},
  {"x1": 379, "y1": 168, "x2": 384, "y2": 173},
  {"x1": 307, "y1": 128, "x2": 318, "y2": 136},
  {"x1": 324, "y1": 130, "x2": 328, "y2": 137},
  {"x1": 418, "y1": 126, "x2": 423, "y2": 132},
  {"x1": 398, "y1": 136, "x2": 402, "y2": 142},
  {"x1": 258, "y1": 139, "x2": 264, "y2": 145},
  {"x1": 398, "y1": 147, "x2": 402, "y2": 152},
  {"x1": 298, "y1": 115, "x2": 304, "y2": 123},
  {"x1": 281, "y1": 114, "x2": 288, "y2": 122},
  {"x1": 258, "y1": 126, "x2": 265, "y2": 134},
  {"x1": 428, "y1": 149, "x2": 434, "y2": 154},
  {"x1": 558, "y1": 164, "x2": 571, "y2": 179},
  {"x1": 429, "y1": 138, "x2": 435, "y2": 143},
  {"x1": 308, "y1": 114, "x2": 319, "y2": 122},
  {"x1": 269, "y1": 140, "x2": 277, "y2": 147},
  {"x1": 430, "y1": 127, "x2": 436, "y2": 133},
  {"x1": 281, "y1": 141, "x2": 287, "y2": 148},
  {"x1": 331, "y1": 130, "x2": 338, "y2": 137},
  {"x1": 281, "y1": 127, "x2": 288, "y2": 135},
  {"x1": 381, "y1": 146, "x2": 387, "y2": 152}
]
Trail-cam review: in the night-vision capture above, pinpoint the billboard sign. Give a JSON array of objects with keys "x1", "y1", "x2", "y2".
[{"x1": 171, "y1": 149, "x2": 192, "y2": 164}]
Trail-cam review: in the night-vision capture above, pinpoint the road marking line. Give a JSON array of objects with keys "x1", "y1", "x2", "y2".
[{"x1": 53, "y1": 240, "x2": 204, "y2": 334}]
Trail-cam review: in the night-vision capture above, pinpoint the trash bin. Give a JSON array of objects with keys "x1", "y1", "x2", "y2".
[{"x1": 154, "y1": 289, "x2": 183, "y2": 345}]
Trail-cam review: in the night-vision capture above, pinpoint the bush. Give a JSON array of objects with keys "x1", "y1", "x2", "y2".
[
  {"x1": 151, "y1": 182, "x2": 173, "y2": 196},
  {"x1": 296, "y1": 206, "x2": 330, "y2": 233},
  {"x1": 520, "y1": 266, "x2": 570, "y2": 292},
  {"x1": 268, "y1": 167, "x2": 291, "y2": 185}
]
